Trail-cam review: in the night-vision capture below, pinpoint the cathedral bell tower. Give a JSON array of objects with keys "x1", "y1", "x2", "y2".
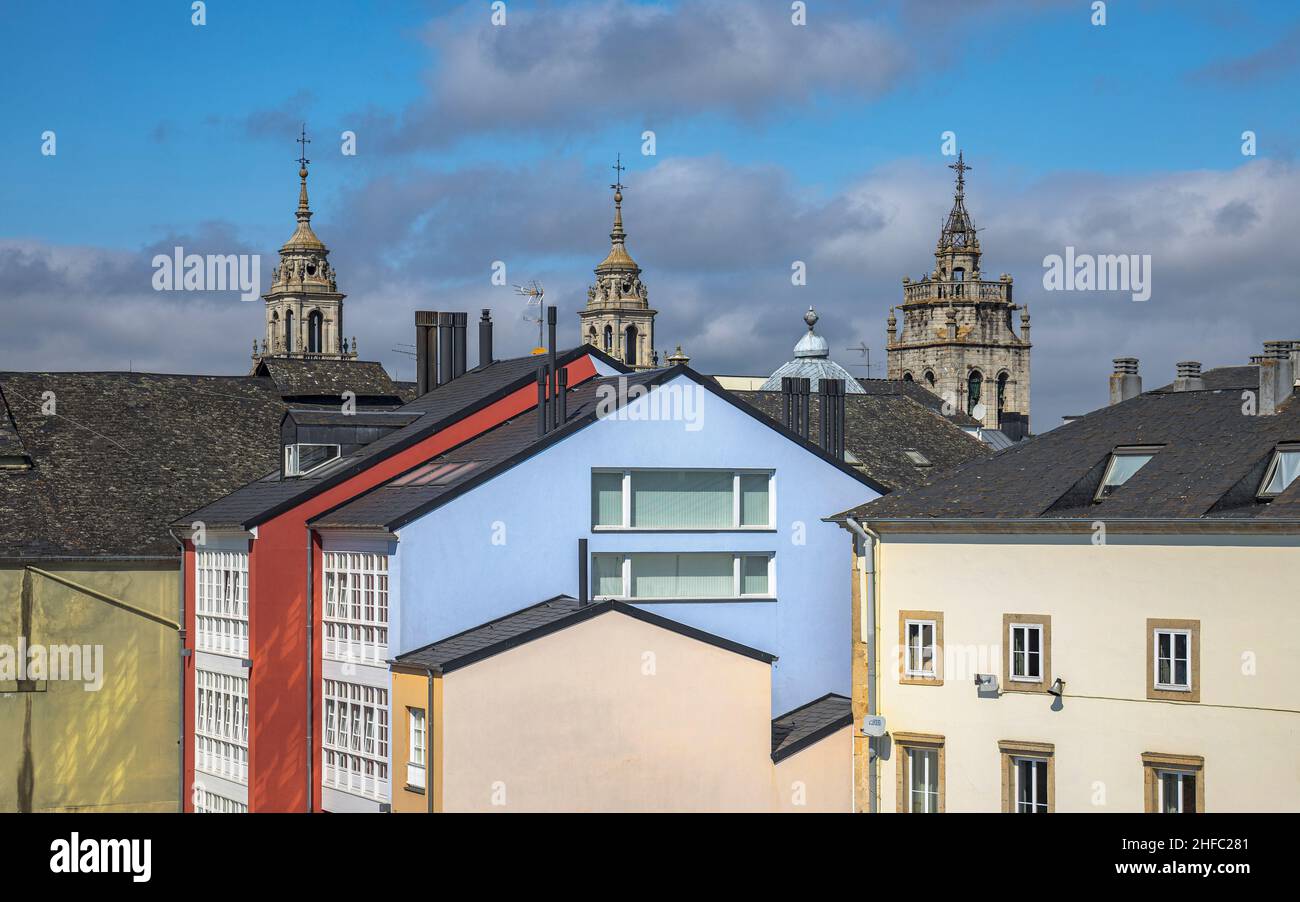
[
  {"x1": 253, "y1": 127, "x2": 356, "y2": 364},
  {"x1": 577, "y1": 156, "x2": 657, "y2": 370},
  {"x1": 886, "y1": 153, "x2": 1030, "y2": 435}
]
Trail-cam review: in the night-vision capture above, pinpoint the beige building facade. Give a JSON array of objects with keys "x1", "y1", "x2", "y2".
[
  {"x1": 392, "y1": 602, "x2": 851, "y2": 813},
  {"x1": 849, "y1": 528, "x2": 1300, "y2": 813}
]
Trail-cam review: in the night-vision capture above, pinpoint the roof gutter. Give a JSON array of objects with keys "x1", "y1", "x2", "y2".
[
  {"x1": 824, "y1": 515, "x2": 1300, "y2": 534},
  {"x1": 843, "y1": 517, "x2": 878, "y2": 814}
]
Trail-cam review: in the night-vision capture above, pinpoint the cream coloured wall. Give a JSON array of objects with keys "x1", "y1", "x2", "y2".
[
  {"x1": 771, "y1": 724, "x2": 853, "y2": 812},
  {"x1": 439, "y1": 611, "x2": 776, "y2": 812},
  {"x1": 861, "y1": 534, "x2": 1300, "y2": 813}
]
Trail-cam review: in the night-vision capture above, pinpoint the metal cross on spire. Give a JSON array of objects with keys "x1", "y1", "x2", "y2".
[
  {"x1": 948, "y1": 151, "x2": 970, "y2": 194},
  {"x1": 610, "y1": 153, "x2": 626, "y2": 194},
  {"x1": 296, "y1": 124, "x2": 311, "y2": 170}
]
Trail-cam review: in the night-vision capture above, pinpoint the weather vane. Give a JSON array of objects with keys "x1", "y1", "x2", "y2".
[
  {"x1": 948, "y1": 150, "x2": 970, "y2": 192},
  {"x1": 611, "y1": 153, "x2": 626, "y2": 193},
  {"x1": 296, "y1": 124, "x2": 311, "y2": 169}
]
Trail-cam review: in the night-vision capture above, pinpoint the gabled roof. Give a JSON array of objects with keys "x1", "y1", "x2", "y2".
[
  {"x1": 838, "y1": 372, "x2": 1300, "y2": 528},
  {"x1": 855, "y1": 378, "x2": 984, "y2": 428},
  {"x1": 391, "y1": 595, "x2": 776, "y2": 675},
  {"x1": 770, "y1": 692, "x2": 853, "y2": 763},
  {"x1": 177, "y1": 346, "x2": 623, "y2": 530},
  {"x1": 312, "y1": 366, "x2": 888, "y2": 531},
  {"x1": 734, "y1": 390, "x2": 990, "y2": 493}
]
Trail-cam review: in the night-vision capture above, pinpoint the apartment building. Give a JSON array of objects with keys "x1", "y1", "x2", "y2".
[{"x1": 837, "y1": 349, "x2": 1300, "y2": 813}]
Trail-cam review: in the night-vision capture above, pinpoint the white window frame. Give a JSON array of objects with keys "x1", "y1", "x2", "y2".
[
  {"x1": 904, "y1": 619, "x2": 937, "y2": 678},
  {"x1": 407, "y1": 707, "x2": 426, "y2": 790},
  {"x1": 194, "y1": 669, "x2": 249, "y2": 785},
  {"x1": 193, "y1": 788, "x2": 248, "y2": 814},
  {"x1": 591, "y1": 468, "x2": 775, "y2": 530},
  {"x1": 1013, "y1": 757, "x2": 1049, "y2": 813},
  {"x1": 1094, "y1": 446, "x2": 1160, "y2": 501},
  {"x1": 1008, "y1": 622, "x2": 1044, "y2": 683},
  {"x1": 1257, "y1": 445, "x2": 1300, "y2": 499},
  {"x1": 1153, "y1": 627, "x2": 1193, "y2": 692},
  {"x1": 195, "y1": 550, "x2": 249, "y2": 658},
  {"x1": 323, "y1": 552, "x2": 389, "y2": 666},
  {"x1": 1156, "y1": 769, "x2": 1197, "y2": 813},
  {"x1": 322, "y1": 679, "x2": 390, "y2": 801},
  {"x1": 908, "y1": 747, "x2": 940, "y2": 813},
  {"x1": 591, "y1": 552, "x2": 775, "y2": 601},
  {"x1": 284, "y1": 442, "x2": 341, "y2": 477}
]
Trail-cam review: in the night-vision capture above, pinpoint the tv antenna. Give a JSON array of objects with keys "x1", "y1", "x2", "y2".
[
  {"x1": 514, "y1": 280, "x2": 546, "y2": 353},
  {"x1": 846, "y1": 341, "x2": 878, "y2": 378}
]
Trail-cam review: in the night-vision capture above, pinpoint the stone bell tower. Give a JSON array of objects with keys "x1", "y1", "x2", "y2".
[
  {"x1": 252, "y1": 128, "x2": 356, "y2": 364},
  {"x1": 886, "y1": 153, "x2": 1030, "y2": 434},
  {"x1": 577, "y1": 156, "x2": 657, "y2": 370}
]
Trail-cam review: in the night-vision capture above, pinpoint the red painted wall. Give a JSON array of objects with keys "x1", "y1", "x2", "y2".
[{"x1": 185, "y1": 356, "x2": 600, "y2": 812}]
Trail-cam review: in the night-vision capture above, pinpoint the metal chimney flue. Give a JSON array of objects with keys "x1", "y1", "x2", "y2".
[
  {"x1": 547, "y1": 306, "x2": 558, "y2": 431},
  {"x1": 451, "y1": 312, "x2": 468, "y2": 379},
  {"x1": 536, "y1": 365, "x2": 548, "y2": 437},
  {"x1": 578, "y1": 538, "x2": 589, "y2": 607},
  {"x1": 437, "y1": 312, "x2": 455, "y2": 386},
  {"x1": 415, "y1": 311, "x2": 438, "y2": 396},
  {"x1": 478, "y1": 309, "x2": 494, "y2": 369}
]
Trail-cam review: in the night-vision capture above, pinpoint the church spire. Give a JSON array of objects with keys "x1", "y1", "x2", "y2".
[
  {"x1": 296, "y1": 124, "x2": 312, "y2": 223},
  {"x1": 597, "y1": 154, "x2": 638, "y2": 271},
  {"x1": 937, "y1": 151, "x2": 978, "y2": 255}
]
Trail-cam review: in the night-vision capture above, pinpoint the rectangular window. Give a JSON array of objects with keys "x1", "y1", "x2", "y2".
[
  {"x1": 1003, "y1": 614, "x2": 1051, "y2": 692},
  {"x1": 1155, "y1": 629, "x2": 1190, "y2": 690},
  {"x1": 1258, "y1": 445, "x2": 1300, "y2": 499},
  {"x1": 1095, "y1": 446, "x2": 1160, "y2": 500},
  {"x1": 284, "y1": 443, "x2": 341, "y2": 477},
  {"x1": 894, "y1": 733, "x2": 944, "y2": 813},
  {"x1": 590, "y1": 552, "x2": 774, "y2": 600},
  {"x1": 407, "y1": 707, "x2": 426, "y2": 791},
  {"x1": 193, "y1": 789, "x2": 248, "y2": 814},
  {"x1": 195, "y1": 550, "x2": 249, "y2": 658},
  {"x1": 898, "y1": 611, "x2": 943, "y2": 685},
  {"x1": 322, "y1": 679, "x2": 390, "y2": 801},
  {"x1": 905, "y1": 621, "x2": 936, "y2": 677},
  {"x1": 323, "y1": 552, "x2": 390, "y2": 666},
  {"x1": 1014, "y1": 758, "x2": 1050, "y2": 813},
  {"x1": 195, "y1": 669, "x2": 249, "y2": 785},
  {"x1": 591, "y1": 469, "x2": 773, "y2": 530},
  {"x1": 1143, "y1": 753, "x2": 1204, "y2": 813},
  {"x1": 1000, "y1": 741, "x2": 1054, "y2": 813},
  {"x1": 1147, "y1": 619, "x2": 1200, "y2": 702}
]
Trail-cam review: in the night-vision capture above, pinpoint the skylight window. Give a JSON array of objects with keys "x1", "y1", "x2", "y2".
[
  {"x1": 1094, "y1": 446, "x2": 1159, "y2": 501},
  {"x1": 284, "y1": 443, "x2": 341, "y2": 477},
  {"x1": 904, "y1": 450, "x2": 932, "y2": 467},
  {"x1": 1258, "y1": 445, "x2": 1300, "y2": 500}
]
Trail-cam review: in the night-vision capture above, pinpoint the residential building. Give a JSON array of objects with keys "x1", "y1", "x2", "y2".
[{"x1": 836, "y1": 348, "x2": 1300, "y2": 813}]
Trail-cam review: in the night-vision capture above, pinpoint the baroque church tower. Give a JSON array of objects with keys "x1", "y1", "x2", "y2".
[
  {"x1": 577, "y1": 157, "x2": 657, "y2": 370},
  {"x1": 253, "y1": 129, "x2": 356, "y2": 364},
  {"x1": 886, "y1": 153, "x2": 1030, "y2": 434}
]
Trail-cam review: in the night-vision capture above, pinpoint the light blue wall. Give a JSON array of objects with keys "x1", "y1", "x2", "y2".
[{"x1": 387, "y1": 375, "x2": 877, "y2": 714}]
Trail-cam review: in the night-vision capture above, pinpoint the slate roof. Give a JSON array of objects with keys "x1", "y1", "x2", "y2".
[
  {"x1": 392, "y1": 595, "x2": 776, "y2": 674},
  {"x1": 178, "y1": 347, "x2": 613, "y2": 530},
  {"x1": 0, "y1": 372, "x2": 289, "y2": 557},
  {"x1": 253, "y1": 358, "x2": 403, "y2": 402},
  {"x1": 733, "y1": 390, "x2": 991, "y2": 492},
  {"x1": 313, "y1": 367, "x2": 887, "y2": 530},
  {"x1": 770, "y1": 692, "x2": 853, "y2": 762},
  {"x1": 856, "y1": 378, "x2": 984, "y2": 429},
  {"x1": 838, "y1": 365, "x2": 1300, "y2": 526}
]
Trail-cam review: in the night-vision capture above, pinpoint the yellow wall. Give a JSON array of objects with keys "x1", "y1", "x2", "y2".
[
  {"x1": 439, "y1": 611, "x2": 777, "y2": 812},
  {"x1": 391, "y1": 669, "x2": 435, "y2": 813},
  {"x1": 855, "y1": 534, "x2": 1300, "y2": 813},
  {"x1": 0, "y1": 562, "x2": 180, "y2": 813}
]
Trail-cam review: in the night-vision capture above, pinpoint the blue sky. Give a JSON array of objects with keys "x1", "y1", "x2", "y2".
[{"x1": 1, "y1": 0, "x2": 1298, "y2": 428}]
